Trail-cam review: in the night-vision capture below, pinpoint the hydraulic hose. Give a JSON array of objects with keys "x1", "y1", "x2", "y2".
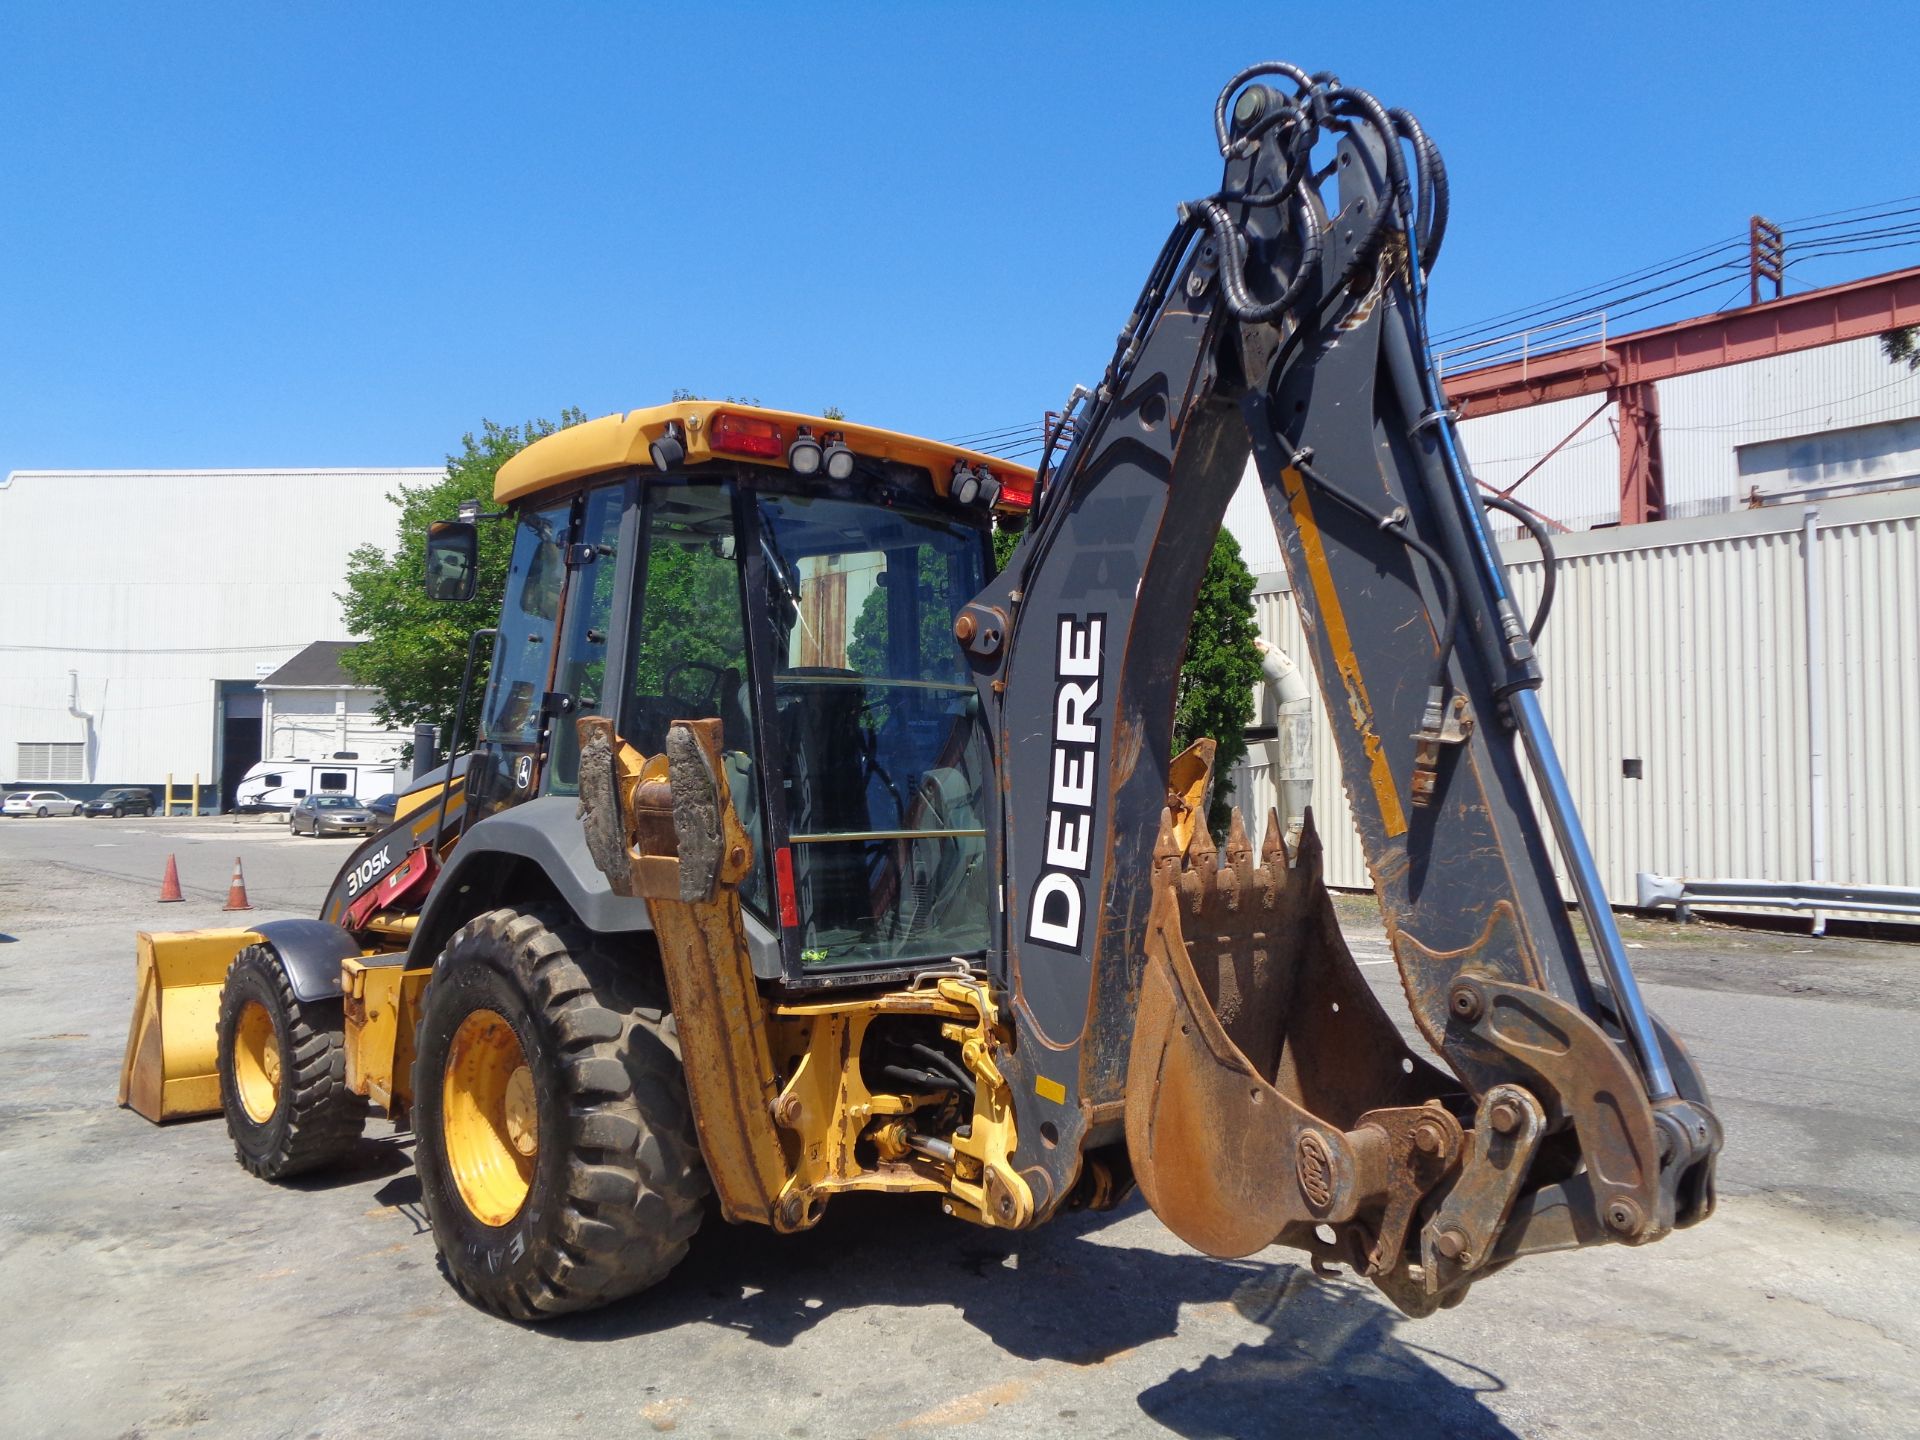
[
  {"x1": 908, "y1": 1043, "x2": 977, "y2": 1097},
  {"x1": 1193, "y1": 196, "x2": 1324, "y2": 323},
  {"x1": 1388, "y1": 107, "x2": 1449, "y2": 270},
  {"x1": 1481, "y1": 494, "x2": 1558, "y2": 644}
]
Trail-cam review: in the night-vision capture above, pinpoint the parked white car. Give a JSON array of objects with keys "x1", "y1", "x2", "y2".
[{"x1": 3, "y1": 790, "x2": 85, "y2": 817}]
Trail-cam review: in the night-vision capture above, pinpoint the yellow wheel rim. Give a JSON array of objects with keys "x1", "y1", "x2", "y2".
[
  {"x1": 233, "y1": 1000, "x2": 281, "y2": 1124},
  {"x1": 442, "y1": 1009, "x2": 538, "y2": 1227}
]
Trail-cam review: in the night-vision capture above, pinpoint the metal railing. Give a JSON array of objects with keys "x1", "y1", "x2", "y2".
[
  {"x1": 1435, "y1": 311, "x2": 1609, "y2": 381},
  {"x1": 1636, "y1": 872, "x2": 1920, "y2": 921}
]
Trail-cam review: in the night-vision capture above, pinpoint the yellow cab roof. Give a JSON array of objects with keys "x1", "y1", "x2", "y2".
[{"x1": 494, "y1": 401, "x2": 1036, "y2": 512}]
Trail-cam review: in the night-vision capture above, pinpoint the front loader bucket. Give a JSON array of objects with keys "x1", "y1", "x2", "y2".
[
  {"x1": 1125, "y1": 805, "x2": 1461, "y2": 1279},
  {"x1": 119, "y1": 930, "x2": 257, "y2": 1123}
]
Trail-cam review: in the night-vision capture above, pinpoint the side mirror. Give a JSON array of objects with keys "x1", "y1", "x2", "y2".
[{"x1": 424, "y1": 520, "x2": 478, "y2": 601}]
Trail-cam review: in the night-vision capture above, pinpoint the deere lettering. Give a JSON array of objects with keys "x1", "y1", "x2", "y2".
[{"x1": 1027, "y1": 614, "x2": 1104, "y2": 952}]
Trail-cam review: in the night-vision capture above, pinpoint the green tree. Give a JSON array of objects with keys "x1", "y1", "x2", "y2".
[
  {"x1": 1884, "y1": 328, "x2": 1920, "y2": 371},
  {"x1": 1174, "y1": 529, "x2": 1263, "y2": 837},
  {"x1": 338, "y1": 411, "x2": 584, "y2": 749},
  {"x1": 991, "y1": 519, "x2": 1021, "y2": 571}
]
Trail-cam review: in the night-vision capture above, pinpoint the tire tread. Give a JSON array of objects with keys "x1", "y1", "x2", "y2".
[{"x1": 417, "y1": 907, "x2": 709, "y2": 1320}]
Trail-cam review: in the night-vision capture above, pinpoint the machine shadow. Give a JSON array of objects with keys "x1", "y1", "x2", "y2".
[
  {"x1": 283, "y1": 1134, "x2": 414, "y2": 1193},
  {"x1": 535, "y1": 1193, "x2": 1517, "y2": 1435},
  {"x1": 1138, "y1": 1266, "x2": 1517, "y2": 1440},
  {"x1": 541, "y1": 1192, "x2": 1247, "y2": 1361}
]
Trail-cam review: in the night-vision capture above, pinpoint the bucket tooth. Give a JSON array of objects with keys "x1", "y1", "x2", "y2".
[
  {"x1": 1223, "y1": 806, "x2": 1253, "y2": 865},
  {"x1": 1152, "y1": 807, "x2": 1183, "y2": 874},
  {"x1": 1259, "y1": 807, "x2": 1290, "y2": 869}
]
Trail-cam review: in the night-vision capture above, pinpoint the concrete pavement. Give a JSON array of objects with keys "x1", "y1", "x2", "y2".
[{"x1": 1, "y1": 815, "x2": 1915, "y2": 1438}]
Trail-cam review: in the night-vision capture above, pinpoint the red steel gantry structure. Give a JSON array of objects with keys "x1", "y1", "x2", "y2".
[{"x1": 1442, "y1": 266, "x2": 1920, "y2": 524}]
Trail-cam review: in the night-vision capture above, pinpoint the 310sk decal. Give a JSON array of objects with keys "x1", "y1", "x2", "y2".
[{"x1": 343, "y1": 843, "x2": 394, "y2": 899}]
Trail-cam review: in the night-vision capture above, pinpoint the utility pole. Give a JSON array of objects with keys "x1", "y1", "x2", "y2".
[{"x1": 1749, "y1": 215, "x2": 1784, "y2": 306}]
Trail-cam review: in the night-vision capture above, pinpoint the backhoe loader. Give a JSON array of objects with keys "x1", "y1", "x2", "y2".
[{"x1": 121, "y1": 62, "x2": 1720, "y2": 1322}]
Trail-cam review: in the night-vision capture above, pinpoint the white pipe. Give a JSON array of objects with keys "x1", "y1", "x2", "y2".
[
  {"x1": 66, "y1": 669, "x2": 95, "y2": 782},
  {"x1": 1254, "y1": 638, "x2": 1313, "y2": 850},
  {"x1": 1803, "y1": 507, "x2": 1828, "y2": 937}
]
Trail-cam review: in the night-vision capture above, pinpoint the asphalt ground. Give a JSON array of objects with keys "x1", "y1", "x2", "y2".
[{"x1": 1, "y1": 813, "x2": 1916, "y2": 1439}]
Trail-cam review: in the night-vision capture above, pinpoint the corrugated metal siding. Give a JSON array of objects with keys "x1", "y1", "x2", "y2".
[
  {"x1": 0, "y1": 468, "x2": 436, "y2": 785},
  {"x1": 1821, "y1": 504, "x2": 1920, "y2": 889},
  {"x1": 1232, "y1": 487, "x2": 1920, "y2": 916}
]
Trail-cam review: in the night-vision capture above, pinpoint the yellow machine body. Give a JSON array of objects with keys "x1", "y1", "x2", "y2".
[
  {"x1": 493, "y1": 401, "x2": 1034, "y2": 510},
  {"x1": 341, "y1": 958, "x2": 432, "y2": 1116}
]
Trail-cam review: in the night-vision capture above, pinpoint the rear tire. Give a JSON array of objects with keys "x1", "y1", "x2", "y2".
[
  {"x1": 216, "y1": 946, "x2": 366, "y2": 1179},
  {"x1": 36, "y1": 807, "x2": 47, "y2": 818},
  {"x1": 412, "y1": 907, "x2": 709, "y2": 1320}
]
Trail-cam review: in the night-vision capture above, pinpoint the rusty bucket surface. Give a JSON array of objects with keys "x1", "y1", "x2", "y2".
[{"x1": 1124, "y1": 799, "x2": 1456, "y2": 1266}]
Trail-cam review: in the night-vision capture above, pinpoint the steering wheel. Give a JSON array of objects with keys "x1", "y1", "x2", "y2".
[{"x1": 661, "y1": 660, "x2": 728, "y2": 717}]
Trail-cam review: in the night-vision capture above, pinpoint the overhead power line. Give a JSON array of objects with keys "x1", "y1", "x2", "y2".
[{"x1": 1433, "y1": 193, "x2": 1920, "y2": 351}]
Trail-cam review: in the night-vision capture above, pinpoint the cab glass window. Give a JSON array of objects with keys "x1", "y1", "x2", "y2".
[
  {"x1": 754, "y1": 492, "x2": 991, "y2": 971},
  {"x1": 546, "y1": 484, "x2": 627, "y2": 794},
  {"x1": 484, "y1": 502, "x2": 571, "y2": 747},
  {"x1": 624, "y1": 484, "x2": 767, "y2": 914}
]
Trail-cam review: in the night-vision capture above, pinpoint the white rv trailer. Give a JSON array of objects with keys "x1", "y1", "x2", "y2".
[{"x1": 233, "y1": 754, "x2": 396, "y2": 813}]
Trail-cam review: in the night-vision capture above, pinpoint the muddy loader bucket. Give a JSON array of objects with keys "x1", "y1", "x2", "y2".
[{"x1": 119, "y1": 930, "x2": 258, "y2": 1123}]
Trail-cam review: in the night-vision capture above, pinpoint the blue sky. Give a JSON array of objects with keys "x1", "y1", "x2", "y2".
[{"x1": 3, "y1": 2, "x2": 1913, "y2": 472}]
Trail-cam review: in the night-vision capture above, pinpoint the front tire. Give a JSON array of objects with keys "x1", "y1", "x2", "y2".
[
  {"x1": 216, "y1": 946, "x2": 366, "y2": 1179},
  {"x1": 412, "y1": 908, "x2": 708, "y2": 1320}
]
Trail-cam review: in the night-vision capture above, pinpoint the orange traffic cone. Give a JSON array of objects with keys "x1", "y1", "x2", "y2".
[
  {"x1": 158, "y1": 855, "x2": 184, "y2": 903},
  {"x1": 222, "y1": 857, "x2": 252, "y2": 912}
]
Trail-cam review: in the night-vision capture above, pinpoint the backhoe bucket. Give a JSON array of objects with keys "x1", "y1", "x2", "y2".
[
  {"x1": 1125, "y1": 802, "x2": 1461, "y2": 1271},
  {"x1": 1123, "y1": 766, "x2": 1719, "y2": 1314},
  {"x1": 119, "y1": 930, "x2": 257, "y2": 1123}
]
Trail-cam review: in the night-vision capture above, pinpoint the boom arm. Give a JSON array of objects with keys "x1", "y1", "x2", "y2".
[{"x1": 962, "y1": 65, "x2": 1719, "y2": 1309}]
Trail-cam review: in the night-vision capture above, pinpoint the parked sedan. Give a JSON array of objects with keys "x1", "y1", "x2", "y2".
[
  {"x1": 81, "y1": 788, "x2": 156, "y2": 818},
  {"x1": 289, "y1": 793, "x2": 378, "y2": 837},
  {"x1": 3, "y1": 790, "x2": 85, "y2": 818}
]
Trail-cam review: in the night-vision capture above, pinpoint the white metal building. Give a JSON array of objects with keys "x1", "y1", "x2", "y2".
[
  {"x1": 1231, "y1": 489, "x2": 1919, "y2": 907},
  {"x1": 258, "y1": 641, "x2": 405, "y2": 766},
  {"x1": 1221, "y1": 329, "x2": 1920, "y2": 918},
  {"x1": 0, "y1": 467, "x2": 437, "y2": 810}
]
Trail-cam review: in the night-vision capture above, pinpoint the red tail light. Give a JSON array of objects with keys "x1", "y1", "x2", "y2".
[
  {"x1": 997, "y1": 475, "x2": 1033, "y2": 510},
  {"x1": 774, "y1": 845, "x2": 800, "y2": 928},
  {"x1": 710, "y1": 411, "x2": 785, "y2": 459}
]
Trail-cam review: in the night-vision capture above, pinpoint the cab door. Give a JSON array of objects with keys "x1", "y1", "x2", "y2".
[
  {"x1": 466, "y1": 485, "x2": 633, "y2": 824},
  {"x1": 465, "y1": 499, "x2": 573, "y2": 823}
]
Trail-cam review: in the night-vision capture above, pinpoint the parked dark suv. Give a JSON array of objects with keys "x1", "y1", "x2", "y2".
[{"x1": 82, "y1": 788, "x2": 156, "y2": 819}]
